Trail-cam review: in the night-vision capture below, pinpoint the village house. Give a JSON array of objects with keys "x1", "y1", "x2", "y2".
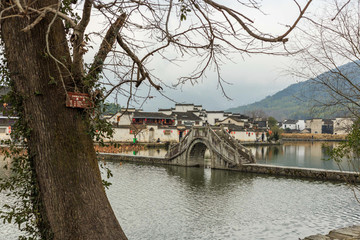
[
  {"x1": 107, "y1": 110, "x2": 178, "y2": 143},
  {"x1": 216, "y1": 115, "x2": 267, "y2": 142},
  {"x1": 281, "y1": 119, "x2": 306, "y2": 132},
  {"x1": 105, "y1": 103, "x2": 274, "y2": 143},
  {"x1": 0, "y1": 116, "x2": 16, "y2": 141},
  {"x1": 296, "y1": 120, "x2": 306, "y2": 131},
  {"x1": 206, "y1": 111, "x2": 226, "y2": 125},
  {"x1": 108, "y1": 108, "x2": 137, "y2": 126},
  {"x1": 0, "y1": 87, "x2": 18, "y2": 141},
  {"x1": 333, "y1": 118, "x2": 354, "y2": 135},
  {"x1": 281, "y1": 119, "x2": 297, "y2": 131},
  {"x1": 173, "y1": 103, "x2": 197, "y2": 112},
  {"x1": 158, "y1": 108, "x2": 173, "y2": 115},
  {"x1": 216, "y1": 115, "x2": 247, "y2": 127},
  {"x1": 253, "y1": 117, "x2": 268, "y2": 130},
  {"x1": 322, "y1": 119, "x2": 334, "y2": 134},
  {"x1": 172, "y1": 111, "x2": 203, "y2": 139},
  {"x1": 223, "y1": 125, "x2": 259, "y2": 142}
]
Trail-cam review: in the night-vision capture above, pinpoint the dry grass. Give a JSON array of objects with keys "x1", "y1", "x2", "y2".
[
  {"x1": 281, "y1": 133, "x2": 347, "y2": 140},
  {"x1": 94, "y1": 144, "x2": 146, "y2": 153}
]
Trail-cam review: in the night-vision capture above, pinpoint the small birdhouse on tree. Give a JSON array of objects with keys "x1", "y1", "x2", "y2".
[{"x1": 66, "y1": 92, "x2": 93, "y2": 109}]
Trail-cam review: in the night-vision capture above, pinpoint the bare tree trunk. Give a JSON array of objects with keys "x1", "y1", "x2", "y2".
[{"x1": 0, "y1": 1, "x2": 127, "y2": 239}]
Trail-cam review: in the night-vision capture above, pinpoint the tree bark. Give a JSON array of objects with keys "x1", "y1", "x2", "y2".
[{"x1": 0, "y1": 1, "x2": 127, "y2": 239}]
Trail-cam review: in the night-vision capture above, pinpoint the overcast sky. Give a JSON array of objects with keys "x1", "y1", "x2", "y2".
[{"x1": 90, "y1": 1, "x2": 324, "y2": 112}]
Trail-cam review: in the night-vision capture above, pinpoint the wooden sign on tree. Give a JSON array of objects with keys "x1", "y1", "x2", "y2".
[{"x1": 66, "y1": 92, "x2": 93, "y2": 109}]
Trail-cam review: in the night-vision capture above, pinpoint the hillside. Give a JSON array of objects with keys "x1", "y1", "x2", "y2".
[{"x1": 227, "y1": 61, "x2": 360, "y2": 120}]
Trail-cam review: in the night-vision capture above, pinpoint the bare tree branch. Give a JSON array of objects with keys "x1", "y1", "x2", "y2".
[{"x1": 87, "y1": 12, "x2": 127, "y2": 85}]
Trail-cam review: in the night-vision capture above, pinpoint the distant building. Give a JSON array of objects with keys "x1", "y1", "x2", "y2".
[
  {"x1": 296, "y1": 120, "x2": 306, "y2": 131},
  {"x1": 132, "y1": 112, "x2": 175, "y2": 126},
  {"x1": 173, "y1": 103, "x2": 197, "y2": 112},
  {"x1": 108, "y1": 109, "x2": 137, "y2": 126},
  {"x1": 281, "y1": 119, "x2": 297, "y2": 130},
  {"x1": 223, "y1": 125, "x2": 259, "y2": 142},
  {"x1": 172, "y1": 111, "x2": 202, "y2": 127},
  {"x1": 253, "y1": 117, "x2": 268, "y2": 130},
  {"x1": 104, "y1": 103, "x2": 274, "y2": 143},
  {"x1": 310, "y1": 119, "x2": 323, "y2": 134},
  {"x1": 333, "y1": 118, "x2": 353, "y2": 135},
  {"x1": 216, "y1": 115, "x2": 248, "y2": 128},
  {"x1": 322, "y1": 119, "x2": 334, "y2": 134},
  {"x1": 206, "y1": 111, "x2": 226, "y2": 125}
]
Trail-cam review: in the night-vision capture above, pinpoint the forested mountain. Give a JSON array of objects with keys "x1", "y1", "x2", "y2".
[{"x1": 227, "y1": 61, "x2": 360, "y2": 120}]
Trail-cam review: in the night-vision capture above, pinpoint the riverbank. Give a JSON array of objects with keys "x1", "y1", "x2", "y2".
[
  {"x1": 94, "y1": 142, "x2": 169, "y2": 154},
  {"x1": 282, "y1": 133, "x2": 346, "y2": 141},
  {"x1": 303, "y1": 225, "x2": 360, "y2": 239},
  {"x1": 241, "y1": 141, "x2": 282, "y2": 146}
]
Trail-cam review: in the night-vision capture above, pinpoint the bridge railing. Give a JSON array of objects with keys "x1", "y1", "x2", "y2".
[
  {"x1": 218, "y1": 127, "x2": 255, "y2": 162},
  {"x1": 208, "y1": 127, "x2": 239, "y2": 164},
  {"x1": 166, "y1": 127, "x2": 195, "y2": 159},
  {"x1": 166, "y1": 126, "x2": 255, "y2": 164}
]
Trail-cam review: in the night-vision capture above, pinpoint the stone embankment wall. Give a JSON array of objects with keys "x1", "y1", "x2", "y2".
[
  {"x1": 98, "y1": 153, "x2": 360, "y2": 182},
  {"x1": 234, "y1": 164, "x2": 359, "y2": 182},
  {"x1": 303, "y1": 225, "x2": 360, "y2": 240}
]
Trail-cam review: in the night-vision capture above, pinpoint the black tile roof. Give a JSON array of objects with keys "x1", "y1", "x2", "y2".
[
  {"x1": 206, "y1": 111, "x2": 224, "y2": 113},
  {"x1": 228, "y1": 115, "x2": 249, "y2": 121},
  {"x1": 172, "y1": 111, "x2": 202, "y2": 121},
  {"x1": 283, "y1": 119, "x2": 297, "y2": 124},
  {"x1": 175, "y1": 103, "x2": 194, "y2": 106},
  {"x1": 133, "y1": 112, "x2": 174, "y2": 119},
  {"x1": 222, "y1": 124, "x2": 245, "y2": 131}
]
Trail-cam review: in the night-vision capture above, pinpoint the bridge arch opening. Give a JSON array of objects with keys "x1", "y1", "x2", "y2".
[{"x1": 187, "y1": 141, "x2": 213, "y2": 168}]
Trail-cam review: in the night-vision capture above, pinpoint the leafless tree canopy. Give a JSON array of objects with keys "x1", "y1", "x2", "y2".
[
  {"x1": 1, "y1": 0, "x2": 312, "y2": 106},
  {"x1": 290, "y1": 0, "x2": 360, "y2": 118}
]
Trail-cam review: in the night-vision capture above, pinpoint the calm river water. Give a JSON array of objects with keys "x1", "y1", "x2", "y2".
[{"x1": 1, "y1": 141, "x2": 360, "y2": 240}]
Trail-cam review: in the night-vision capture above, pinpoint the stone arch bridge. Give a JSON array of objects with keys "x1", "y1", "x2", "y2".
[{"x1": 165, "y1": 126, "x2": 255, "y2": 169}]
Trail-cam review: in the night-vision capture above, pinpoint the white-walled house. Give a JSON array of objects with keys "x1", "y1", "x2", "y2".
[
  {"x1": 106, "y1": 111, "x2": 178, "y2": 143},
  {"x1": 172, "y1": 111, "x2": 203, "y2": 126},
  {"x1": 222, "y1": 125, "x2": 266, "y2": 142},
  {"x1": 225, "y1": 129, "x2": 259, "y2": 142},
  {"x1": 158, "y1": 108, "x2": 173, "y2": 115},
  {"x1": 174, "y1": 103, "x2": 196, "y2": 112},
  {"x1": 206, "y1": 111, "x2": 226, "y2": 125},
  {"x1": 111, "y1": 125, "x2": 178, "y2": 143},
  {"x1": 216, "y1": 115, "x2": 249, "y2": 127},
  {"x1": 296, "y1": 120, "x2": 306, "y2": 131},
  {"x1": 281, "y1": 120, "x2": 297, "y2": 130},
  {"x1": 0, "y1": 116, "x2": 16, "y2": 141},
  {"x1": 108, "y1": 108, "x2": 137, "y2": 126},
  {"x1": 333, "y1": 118, "x2": 354, "y2": 135}
]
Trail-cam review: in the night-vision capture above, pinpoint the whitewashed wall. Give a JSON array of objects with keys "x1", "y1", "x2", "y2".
[
  {"x1": 281, "y1": 123, "x2": 297, "y2": 130},
  {"x1": 206, "y1": 112, "x2": 225, "y2": 125},
  {"x1": 217, "y1": 118, "x2": 245, "y2": 127},
  {"x1": 108, "y1": 112, "x2": 133, "y2": 125},
  {"x1": 296, "y1": 120, "x2": 306, "y2": 131},
  {"x1": 229, "y1": 130, "x2": 258, "y2": 142},
  {"x1": 174, "y1": 104, "x2": 195, "y2": 112},
  {"x1": 333, "y1": 118, "x2": 353, "y2": 135},
  {"x1": 107, "y1": 126, "x2": 178, "y2": 143}
]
